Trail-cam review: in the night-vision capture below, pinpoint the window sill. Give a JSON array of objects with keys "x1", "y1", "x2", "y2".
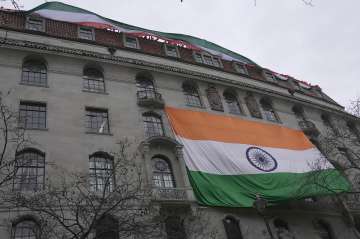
[
  {"x1": 82, "y1": 89, "x2": 108, "y2": 95},
  {"x1": 186, "y1": 104, "x2": 205, "y2": 109},
  {"x1": 85, "y1": 131, "x2": 113, "y2": 136},
  {"x1": 24, "y1": 128, "x2": 49, "y2": 131},
  {"x1": 19, "y1": 82, "x2": 49, "y2": 88}
]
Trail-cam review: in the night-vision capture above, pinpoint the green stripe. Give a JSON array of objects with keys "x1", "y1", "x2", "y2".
[
  {"x1": 28, "y1": 2, "x2": 256, "y2": 65},
  {"x1": 188, "y1": 169, "x2": 351, "y2": 207}
]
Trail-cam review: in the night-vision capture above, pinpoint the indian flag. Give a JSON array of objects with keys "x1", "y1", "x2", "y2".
[{"x1": 165, "y1": 107, "x2": 350, "y2": 207}]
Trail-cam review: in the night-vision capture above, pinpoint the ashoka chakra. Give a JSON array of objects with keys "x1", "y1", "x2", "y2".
[{"x1": 246, "y1": 147, "x2": 278, "y2": 172}]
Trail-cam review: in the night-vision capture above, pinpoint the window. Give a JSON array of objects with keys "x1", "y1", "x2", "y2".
[
  {"x1": 83, "y1": 67, "x2": 105, "y2": 93},
  {"x1": 96, "y1": 215, "x2": 119, "y2": 239},
  {"x1": 347, "y1": 121, "x2": 360, "y2": 141},
  {"x1": 85, "y1": 108, "x2": 110, "y2": 134},
  {"x1": 245, "y1": 93, "x2": 262, "y2": 119},
  {"x1": 19, "y1": 102, "x2": 46, "y2": 129},
  {"x1": 223, "y1": 90, "x2": 243, "y2": 115},
  {"x1": 274, "y1": 219, "x2": 293, "y2": 239},
  {"x1": 14, "y1": 148, "x2": 45, "y2": 192},
  {"x1": 142, "y1": 112, "x2": 164, "y2": 137},
  {"x1": 321, "y1": 114, "x2": 339, "y2": 135},
  {"x1": 12, "y1": 219, "x2": 39, "y2": 239},
  {"x1": 313, "y1": 220, "x2": 334, "y2": 239},
  {"x1": 233, "y1": 62, "x2": 248, "y2": 75},
  {"x1": 164, "y1": 44, "x2": 179, "y2": 57},
  {"x1": 124, "y1": 35, "x2": 139, "y2": 49},
  {"x1": 264, "y1": 71, "x2": 276, "y2": 82},
  {"x1": 78, "y1": 27, "x2": 95, "y2": 41},
  {"x1": 260, "y1": 99, "x2": 279, "y2": 122},
  {"x1": 223, "y1": 216, "x2": 243, "y2": 239},
  {"x1": 193, "y1": 52, "x2": 222, "y2": 67},
  {"x1": 89, "y1": 152, "x2": 114, "y2": 192},
  {"x1": 21, "y1": 60, "x2": 47, "y2": 86},
  {"x1": 25, "y1": 16, "x2": 44, "y2": 32},
  {"x1": 165, "y1": 216, "x2": 186, "y2": 239},
  {"x1": 136, "y1": 74, "x2": 157, "y2": 100},
  {"x1": 152, "y1": 156, "x2": 175, "y2": 188},
  {"x1": 182, "y1": 81, "x2": 202, "y2": 107}
]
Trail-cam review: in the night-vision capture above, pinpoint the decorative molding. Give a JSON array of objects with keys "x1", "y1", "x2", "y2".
[
  {"x1": 245, "y1": 92, "x2": 262, "y2": 119},
  {"x1": 206, "y1": 85, "x2": 224, "y2": 112}
]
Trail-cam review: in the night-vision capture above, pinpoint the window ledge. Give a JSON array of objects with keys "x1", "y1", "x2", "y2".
[
  {"x1": 186, "y1": 104, "x2": 205, "y2": 109},
  {"x1": 82, "y1": 89, "x2": 109, "y2": 95},
  {"x1": 19, "y1": 82, "x2": 49, "y2": 88},
  {"x1": 24, "y1": 128, "x2": 49, "y2": 131},
  {"x1": 85, "y1": 131, "x2": 113, "y2": 136}
]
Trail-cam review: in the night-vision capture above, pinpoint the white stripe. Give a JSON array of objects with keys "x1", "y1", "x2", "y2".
[{"x1": 178, "y1": 137, "x2": 333, "y2": 175}]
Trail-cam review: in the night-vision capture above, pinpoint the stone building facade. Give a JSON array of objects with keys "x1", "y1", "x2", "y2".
[{"x1": 0, "y1": 3, "x2": 360, "y2": 239}]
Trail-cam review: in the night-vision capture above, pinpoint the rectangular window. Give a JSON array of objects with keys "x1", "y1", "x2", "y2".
[
  {"x1": 85, "y1": 108, "x2": 110, "y2": 134},
  {"x1": 19, "y1": 101, "x2": 47, "y2": 129},
  {"x1": 203, "y1": 55, "x2": 213, "y2": 65},
  {"x1": 234, "y1": 62, "x2": 248, "y2": 75},
  {"x1": 78, "y1": 27, "x2": 95, "y2": 41},
  {"x1": 124, "y1": 36, "x2": 139, "y2": 49},
  {"x1": 25, "y1": 17, "x2": 45, "y2": 32},
  {"x1": 89, "y1": 155, "x2": 114, "y2": 192},
  {"x1": 165, "y1": 44, "x2": 179, "y2": 57},
  {"x1": 213, "y1": 57, "x2": 222, "y2": 67},
  {"x1": 194, "y1": 53, "x2": 203, "y2": 63}
]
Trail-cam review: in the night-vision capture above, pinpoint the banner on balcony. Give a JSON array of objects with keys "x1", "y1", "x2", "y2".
[{"x1": 165, "y1": 107, "x2": 350, "y2": 207}]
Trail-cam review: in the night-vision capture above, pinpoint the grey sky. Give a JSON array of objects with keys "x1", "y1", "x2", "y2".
[{"x1": 2, "y1": 0, "x2": 359, "y2": 108}]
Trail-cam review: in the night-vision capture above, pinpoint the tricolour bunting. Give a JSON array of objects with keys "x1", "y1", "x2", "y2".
[{"x1": 165, "y1": 107, "x2": 350, "y2": 207}]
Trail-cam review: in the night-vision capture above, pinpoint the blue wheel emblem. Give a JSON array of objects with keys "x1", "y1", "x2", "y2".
[{"x1": 246, "y1": 147, "x2": 277, "y2": 172}]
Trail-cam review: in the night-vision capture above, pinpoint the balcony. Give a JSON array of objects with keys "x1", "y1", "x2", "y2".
[
  {"x1": 137, "y1": 89, "x2": 165, "y2": 109},
  {"x1": 298, "y1": 120, "x2": 319, "y2": 137},
  {"x1": 152, "y1": 187, "x2": 190, "y2": 202}
]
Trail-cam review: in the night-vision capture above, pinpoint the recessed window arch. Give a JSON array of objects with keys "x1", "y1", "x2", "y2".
[
  {"x1": 12, "y1": 217, "x2": 40, "y2": 239},
  {"x1": 347, "y1": 121, "x2": 360, "y2": 141},
  {"x1": 182, "y1": 81, "x2": 202, "y2": 107},
  {"x1": 313, "y1": 219, "x2": 334, "y2": 239},
  {"x1": 223, "y1": 89, "x2": 243, "y2": 115},
  {"x1": 152, "y1": 155, "x2": 175, "y2": 188},
  {"x1": 165, "y1": 216, "x2": 186, "y2": 239},
  {"x1": 21, "y1": 58, "x2": 47, "y2": 86},
  {"x1": 274, "y1": 218, "x2": 291, "y2": 239},
  {"x1": 292, "y1": 105, "x2": 306, "y2": 120},
  {"x1": 83, "y1": 66, "x2": 105, "y2": 93},
  {"x1": 89, "y1": 152, "x2": 114, "y2": 192},
  {"x1": 142, "y1": 112, "x2": 164, "y2": 137},
  {"x1": 260, "y1": 98, "x2": 279, "y2": 122},
  {"x1": 14, "y1": 148, "x2": 45, "y2": 192},
  {"x1": 136, "y1": 72, "x2": 157, "y2": 99},
  {"x1": 96, "y1": 214, "x2": 119, "y2": 239},
  {"x1": 223, "y1": 216, "x2": 243, "y2": 239}
]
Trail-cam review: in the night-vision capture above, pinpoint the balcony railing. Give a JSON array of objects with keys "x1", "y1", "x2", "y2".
[
  {"x1": 298, "y1": 120, "x2": 319, "y2": 137},
  {"x1": 136, "y1": 89, "x2": 164, "y2": 108},
  {"x1": 152, "y1": 187, "x2": 190, "y2": 202}
]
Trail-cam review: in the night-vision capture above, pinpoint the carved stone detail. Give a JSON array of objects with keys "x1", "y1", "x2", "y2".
[
  {"x1": 206, "y1": 85, "x2": 223, "y2": 111},
  {"x1": 245, "y1": 92, "x2": 262, "y2": 118}
]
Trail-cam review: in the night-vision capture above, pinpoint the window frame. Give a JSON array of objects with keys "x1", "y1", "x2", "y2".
[
  {"x1": 89, "y1": 152, "x2": 115, "y2": 193},
  {"x1": 78, "y1": 26, "x2": 95, "y2": 41},
  {"x1": 13, "y1": 148, "x2": 45, "y2": 192},
  {"x1": 12, "y1": 218, "x2": 40, "y2": 239},
  {"x1": 192, "y1": 51, "x2": 223, "y2": 68},
  {"x1": 19, "y1": 101, "x2": 47, "y2": 130},
  {"x1": 260, "y1": 99, "x2": 280, "y2": 123},
  {"x1": 123, "y1": 34, "x2": 140, "y2": 49},
  {"x1": 223, "y1": 216, "x2": 243, "y2": 239},
  {"x1": 164, "y1": 44, "x2": 180, "y2": 58},
  {"x1": 85, "y1": 107, "x2": 111, "y2": 134},
  {"x1": 82, "y1": 67, "x2": 106, "y2": 93},
  {"x1": 223, "y1": 90, "x2": 244, "y2": 115},
  {"x1": 232, "y1": 61, "x2": 248, "y2": 75},
  {"x1": 152, "y1": 156, "x2": 176, "y2": 188},
  {"x1": 25, "y1": 16, "x2": 45, "y2": 32},
  {"x1": 21, "y1": 59, "x2": 48, "y2": 87},
  {"x1": 182, "y1": 81, "x2": 203, "y2": 108},
  {"x1": 142, "y1": 112, "x2": 165, "y2": 138}
]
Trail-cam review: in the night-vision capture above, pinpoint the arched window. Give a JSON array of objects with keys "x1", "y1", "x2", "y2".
[
  {"x1": 152, "y1": 156, "x2": 175, "y2": 188},
  {"x1": 142, "y1": 112, "x2": 164, "y2": 137},
  {"x1": 223, "y1": 216, "x2": 243, "y2": 239},
  {"x1": 12, "y1": 219, "x2": 39, "y2": 239},
  {"x1": 136, "y1": 73, "x2": 156, "y2": 100},
  {"x1": 313, "y1": 220, "x2": 334, "y2": 239},
  {"x1": 14, "y1": 148, "x2": 45, "y2": 192},
  {"x1": 83, "y1": 67, "x2": 105, "y2": 93},
  {"x1": 182, "y1": 81, "x2": 202, "y2": 107},
  {"x1": 245, "y1": 92, "x2": 262, "y2": 119},
  {"x1": 21, "y1": 59, "x2": 47, "y2": 86},
  {"x1": 274, "y1": 218, "x2": 292, "y2": 239},
  {"x1": 260, "y1": 98, "x2": 279, "y2": 122},
  {"x1": 223, "y1": 90, "x2": 243, "y2": 115},
  {"x1": 347, "y1": 121, "x2": 360, "y2": 141},
  {"x1": 96, "y1": 215, "x2": 119, "y2": 239},
  {"x1": 165, "y1": 216, "x2": 186, "y2": 239},
  {"x1": 89, "y1": 152, "x2": 114, "y2": 192},
  {"x1": 292, "y1": 105, "x2": 306, "y2": 120}
]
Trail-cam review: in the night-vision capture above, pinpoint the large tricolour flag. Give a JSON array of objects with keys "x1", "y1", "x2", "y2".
[{"x1": 165, "y1": 107, "x2": 350, "y2": 207}]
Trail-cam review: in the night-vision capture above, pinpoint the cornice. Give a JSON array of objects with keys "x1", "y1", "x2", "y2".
[{"x1": 0, "y1": 36, "x2": 347, "y2": 116}]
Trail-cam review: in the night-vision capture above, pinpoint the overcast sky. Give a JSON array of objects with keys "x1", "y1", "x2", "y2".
[{"x1": 2, "y1": 0, "x2": 359, "y2": 108}]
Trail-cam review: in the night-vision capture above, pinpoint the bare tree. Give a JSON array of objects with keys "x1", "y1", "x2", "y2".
[{"x1": 0, "y1": 91, "x2": 30, "y2": 191}]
